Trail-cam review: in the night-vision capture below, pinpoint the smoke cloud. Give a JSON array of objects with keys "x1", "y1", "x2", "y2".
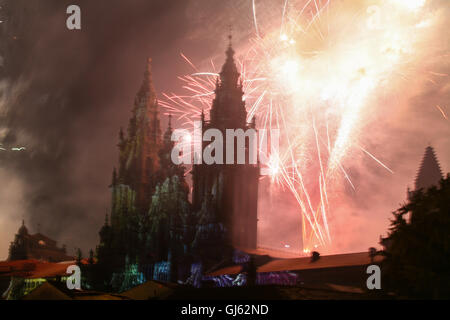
[{"x1": 0, "y1": 0, "x2": 448, "y2": 259}]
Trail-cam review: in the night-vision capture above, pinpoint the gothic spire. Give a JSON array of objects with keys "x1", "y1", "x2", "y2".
[
  {"x1": 209, "y1": 33, "x2": 246, "y2": 126},
  {"x1": 414, "y1": 146, "x2": 443, "y2": 191},
  {"x1": 219, "y1": 32, "x2": 240, "y2": 87},
  {"x1": 117, "y1": 58, "x2": 162, "y2": 212},
  {"x1": 137, "y1": 57, "x2": 156, "y2": 103}
]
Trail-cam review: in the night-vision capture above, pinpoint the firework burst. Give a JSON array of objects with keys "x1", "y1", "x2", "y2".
[{"x1": 160, "y1": 0, "x2": 441, "y2": 253}]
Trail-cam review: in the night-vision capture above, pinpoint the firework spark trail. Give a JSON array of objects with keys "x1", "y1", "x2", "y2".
[
  {"x1": 319, "y1": 157, "x2": 330, "y2": 241},
  {"x1": 339, "y1": 163, "x2": 355, "y2": 191},
  {"x1": 252, "y1": 0, "x2": 260, "y2": 38},
  {"x1": 312, "y1": 117, "x2": 331, "y2": 241},
  {"x1": 358, "y1": 146, "x2": 394, "y2": 174},
  {"x1": 260, "y1": 92, "x2": 328, "y2": 246},
  {"x1": 181, "y1": 53, "x2": 199, "y2": 72},
  {"x1": 436, "y1": 105, "x2": 448, "y2": 120},
  {"x1": 161, "y1": 0, "x2": 436, "y2": 252},
  {"x1": 267, "y1": 113, "x2": 319, "y2": 239},
  {"x1": 278, "y1": 104, "x2": 329, "y2": 246},
  {"x1": 279, "y1": 161, "x2": 325, "y2": 245}
]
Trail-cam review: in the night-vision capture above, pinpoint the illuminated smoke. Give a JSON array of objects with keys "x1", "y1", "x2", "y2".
[{"x1": 161, "y1": 0, "x2": 448, "y2": 253}]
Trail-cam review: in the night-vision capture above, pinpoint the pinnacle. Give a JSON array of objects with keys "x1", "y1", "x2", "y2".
[
  {"x1": 138, "y1": 57, "x2": 156, "y2": 101},
  {"x1": 414, "y1": 146, "x2": 443, "y2": 191}
]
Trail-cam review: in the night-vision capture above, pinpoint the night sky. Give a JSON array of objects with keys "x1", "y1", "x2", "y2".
[{"x1": 0, "y1": 0, "x2": 449, "y2": 259}]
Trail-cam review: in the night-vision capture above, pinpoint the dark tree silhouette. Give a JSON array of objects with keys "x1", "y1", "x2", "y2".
[{"x1": 381, "y1": 174, "x2": 450, "y2": 299}]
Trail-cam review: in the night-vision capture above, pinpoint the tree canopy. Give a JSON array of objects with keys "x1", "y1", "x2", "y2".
[{"x1": 382, "y1": 174, "x2": 450, "y2": 299}]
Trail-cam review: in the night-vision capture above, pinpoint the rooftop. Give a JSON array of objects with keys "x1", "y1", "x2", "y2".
[
  {"x1": 0, "y1": 259, "x2": 84, "y2": 279},
  {"x1": 208, "y1": 251, "x2": 383, "y2": 276}
]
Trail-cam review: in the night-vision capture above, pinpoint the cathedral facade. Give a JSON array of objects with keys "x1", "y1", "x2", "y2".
[{"x1": 98, "y1": 40, "x2": 260, "y2": 285}]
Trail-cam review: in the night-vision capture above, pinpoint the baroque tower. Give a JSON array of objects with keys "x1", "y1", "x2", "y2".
[
  {"x1": 192, "y1": 37, "x2": 260, "y2": 250},
  {"x1": 105, "y1": 58, "x2": 189, "y2": 277},
  {"x1": 114, "y1": 58, "x2": 162, "y2": 219}
]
